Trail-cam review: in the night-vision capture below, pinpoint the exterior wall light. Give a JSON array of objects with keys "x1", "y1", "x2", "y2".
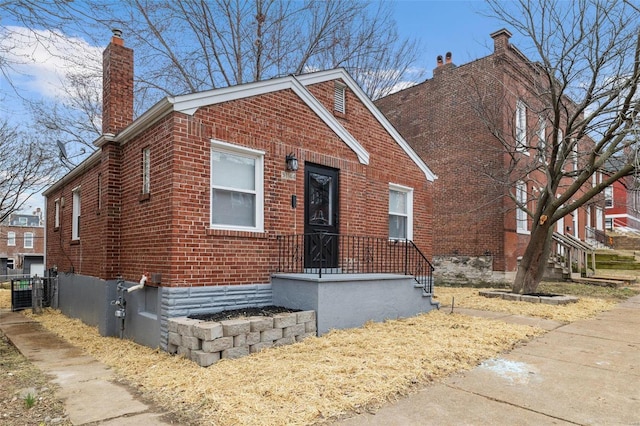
[{"x1": 286, "y1": 153, "x2": 299, "y2": 171}]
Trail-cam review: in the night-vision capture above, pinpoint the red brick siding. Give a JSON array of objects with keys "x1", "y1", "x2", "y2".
[
  {"x1": 377, "y1": 41, "x2": 601, "y2": 272},
  {"x1": 46, "y1": 80, "x2": 433, "y2": 286}
]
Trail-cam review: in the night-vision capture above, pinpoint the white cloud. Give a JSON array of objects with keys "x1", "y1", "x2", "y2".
[{"x1": 0, "y1": 26, "x2": 102, "y2": 100}]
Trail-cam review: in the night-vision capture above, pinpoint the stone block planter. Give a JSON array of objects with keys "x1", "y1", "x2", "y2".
[
  {"x1": 479, "y1": 290, "x2": 578, "y2": 305},
  {"x1": 168, "y1": 310, "x2": 316, "y2": 367}
]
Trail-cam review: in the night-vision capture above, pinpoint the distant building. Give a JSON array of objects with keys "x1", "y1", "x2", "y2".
[{"x1": 0, "y1": 209, "x2": 45, "y2": 278}]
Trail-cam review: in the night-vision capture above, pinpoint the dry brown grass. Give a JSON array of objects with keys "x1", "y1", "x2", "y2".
[
  {"x1": 0, "y1": 286, "x2": 626, "y2": 425},
  {"x1": 26, "y1": 305, "x2": 543, "y2": 425},
  {"x1": 434, "y1": 287, "x2": 618, "y2": 322}
]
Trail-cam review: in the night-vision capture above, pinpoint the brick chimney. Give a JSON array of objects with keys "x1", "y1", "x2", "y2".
[
  {"x1": 102, "y1": 29, "x2": 134, "y2": 135},
  {"x1": 490, "y1": 28, "x2": 512, "y2": 56},
  {"x1": 433, "y1": 52, "x2": 455, "y2": 78}
]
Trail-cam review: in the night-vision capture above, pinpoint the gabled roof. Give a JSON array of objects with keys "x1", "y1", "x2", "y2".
[
  {"x1": 47, "y1": 69, "x2": 435, "y2": 196},
  {"x1": 107, "y1": 68, "x2": 435, "y2": 181}
]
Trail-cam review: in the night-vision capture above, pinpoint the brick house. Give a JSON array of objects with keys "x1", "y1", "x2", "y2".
[
  {"x1": 1, "y1": 210, "x2": 44, "y2": 279},
  {"x1": 376, "y1": 29, "x2": 605, "y2": 284},
  {"x1": 604, "y1": 177, "x2": 640, "y2": 232},
  {"x1": 43, "y1": 32, "x2": 437, "y2": 349}
]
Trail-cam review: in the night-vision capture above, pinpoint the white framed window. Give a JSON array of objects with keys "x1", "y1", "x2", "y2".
[
  {"x1": 24, "y1": 232, "x2": 33, "y2": 249},
  {"x1": 72, "y1": 187, "x2": 81, "y2": 240},
  {"x1": 142, "y1": 147, "x2": 150, "y2": 194},
  {"x1": 389, "y1": 183, "x2": 413, "y2": 240},
  {"x1": 334, "y1": 82, "x2": 346, "y2": 114},
  {"x1": 54, "y1": 199, "x2": 60, "y2": 228},
  {"x1": 7, "y1": 231, "x2": 15, "y2": 246},
  {"x1": 515, "y1": 100, "x2": 527, "y2": 152},
  {"x1": 516, "y1": 181, "x2": 529, "y2": 233},
  {"x1": 18, "y1": 217, "x2": 27, "y2": 225},
  {"x1": 571, "y1": 139, "x2": 578, "y2": 171},
  {"x1": 210, "y1": 140, "x2": 264, "y2": 231},
  {"x1": 604, "y1": 186, "x2": 613, "y2": 208}
]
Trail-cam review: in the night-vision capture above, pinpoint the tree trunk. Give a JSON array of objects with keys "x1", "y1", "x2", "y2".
[{"x1": 512, "y1": 223, "x2": 554, "y2": 294}]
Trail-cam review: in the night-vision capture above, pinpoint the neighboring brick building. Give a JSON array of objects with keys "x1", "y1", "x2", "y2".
[
  {"x1": 604, "y1": 177, "x2": 640, "y2": 232},
  {"x1": 43, "y1": 32, "x2": 437, "y2": 348},
  {"x1": 0, "y1": 210, "x2": 44, "y2": 278},
  {"x1": 377, "y1": 29, "x2": 605, "y2": 283}
]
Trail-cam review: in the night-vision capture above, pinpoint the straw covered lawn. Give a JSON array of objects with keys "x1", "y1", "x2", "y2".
[
  {"x1": 0, "y1": 285, "x2": 625, "y2": 425},
  {"x1": 434, "y1": 287, "x2": 619, "y2": 322}
]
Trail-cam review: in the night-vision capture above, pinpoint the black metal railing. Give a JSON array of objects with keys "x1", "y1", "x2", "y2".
[{"x1": 276, "y1": 233, "x2": 435, "y2": 294}]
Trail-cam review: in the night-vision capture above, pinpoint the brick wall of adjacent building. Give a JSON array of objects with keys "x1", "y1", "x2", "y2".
[{"x1": 377, "y1": 29, "x2": 603, "y2": 273}]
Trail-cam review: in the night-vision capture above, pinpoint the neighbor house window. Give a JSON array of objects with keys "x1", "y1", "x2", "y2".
[
  {"x1": 334, "y1": 82, "x2": 346, "y2": 114},
  {"x1": 537, "y1": 116, "x2": 546, "y2": 152},
  {"x1": 572, "y1": 139, "x2": 578, "y2": 171},
  {"x1": 604, "y1": 186, "x2": 613, "y2": 208},
  {"x1": 18, "y1": 217, "x2": 27, "y2": 225},
  {"x1": 54, "y1": 199, "x2": 60, "y2": 228},
  {"x1": 515, "y1": 100, "x2": 527, "y2": 152},
  {"x1": 516, "y1": 181, "x2": 528, "y2": 233},
  {"x1": 389, "y1": 184, "x2": 413, "y2": 240},
  {"x1": 210, "y1": 140, "x2": 264, "y2": 231},
  {"x1": 142, "y1": 147, "x2": 150, "y2": 194},
  {"x1": 24, "y1": 232, "x2": 33, "y2": 249},
  {"x1": 7, "y1": 231, "x2": 15, "y2": 246},
  {"x1": 72, "y1": 187, "x2": 81, "y2": 240}
]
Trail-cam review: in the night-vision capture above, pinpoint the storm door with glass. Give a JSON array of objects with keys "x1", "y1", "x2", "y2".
[{"x1": 304, "y1": 164, "x2": 339, "y2": 269}]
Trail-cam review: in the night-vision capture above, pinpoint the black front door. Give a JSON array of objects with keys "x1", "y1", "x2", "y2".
[{"x1": 304, "y1": 164, "x2": 339, "y2": 269}]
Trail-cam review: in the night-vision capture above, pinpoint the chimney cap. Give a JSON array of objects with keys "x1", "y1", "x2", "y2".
[{"x1": 112, "y1": 28, "x2": 123, "y2": 38}]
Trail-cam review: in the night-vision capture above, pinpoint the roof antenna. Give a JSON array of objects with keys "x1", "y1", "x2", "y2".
[{"x1": 57, "y1": 140, "x2": 85, "y2": 170}]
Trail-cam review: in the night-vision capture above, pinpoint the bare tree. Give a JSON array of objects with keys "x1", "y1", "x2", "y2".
[
  {"x1": 479, "y1": 0, "x2": 640, "y2": 293},
  {"x1": 0, "y1": 119, "x2": 58, "y2": 222},
  {"x1": 2, "y1": 0, "x2": 423, "y2": 163},
  {"x1": 117, "y1": 0, "x2": 422, "y2": 102}
]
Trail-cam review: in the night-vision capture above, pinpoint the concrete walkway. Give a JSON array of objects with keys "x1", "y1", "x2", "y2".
[
  {"x1": 0, "y1": 310, "x2": 177, "y2": 425},
  {"x1": 2, "y1": 296, "x2": 640, "y2": 425},
  {"x1": 337, "y1": 295, "x2": 640, "y2": 425}
]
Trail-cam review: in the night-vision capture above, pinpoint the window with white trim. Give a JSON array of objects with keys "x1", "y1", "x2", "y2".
[
  {"x1": 24, "y1": 232, "x2": 33, "y2": 249},
  {"x1": 389, "y1": 184, "x2": 413, "y2": 240},
  {"x1": 515, "y1": 100, "x2": 527, "y2": 152},
  {"x1": 54, "y1": 199, "x2": 60, "y2": 228},
  {"x1": 572, "y1": 139, "x2": 578, "y2": 171},
  {"x1": 142, "y1": 147, "x2": 150, "y2": 194},
  {"x1": 72, "y1": 187, "x2": 81, "y2": 240},
  {"x1": 334, "y1": 82, "x2": 346, "y2": 114},
  {"x1": 210, "y1": 140, "x2": 264, "y2": 231},
  {"x1": 604, "y1": 186, "x2": 613, "y2": 208},
  {"x1": 7, "y1": 231, "x2": 15, "y2": 246},
  {"x1": 516, "y1": 181, "x2": 528, "y2": 233}
]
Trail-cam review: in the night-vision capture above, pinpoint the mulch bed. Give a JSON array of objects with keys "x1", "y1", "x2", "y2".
[{"x1": 188, "y1": 306, "x2": 300, "y2": 322}]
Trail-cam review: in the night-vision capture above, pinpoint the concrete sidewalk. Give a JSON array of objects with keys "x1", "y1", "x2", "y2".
[
  {"x1": 0, "y1": 310, "x2": 177, "y2": 425},
  {"x1": 337, "y1": 295, "x2": 640, "y2": 425}
]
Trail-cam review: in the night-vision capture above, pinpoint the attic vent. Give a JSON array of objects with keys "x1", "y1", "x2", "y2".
[{"x1": 334, "y1": 82, "x2": 346, "y2": 114}]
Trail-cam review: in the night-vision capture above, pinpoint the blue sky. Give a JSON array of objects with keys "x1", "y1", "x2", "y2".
[{"x1": 392, "y1": 0, "x2": 514, "y2": 77}]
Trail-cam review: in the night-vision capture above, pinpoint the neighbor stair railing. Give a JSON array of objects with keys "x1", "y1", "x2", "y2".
[
  {"x1": 551, "y1": 232, "x2": 596, "y2": 277},
  {"x1": 276, "y1": 233, "x2": 435, "y2": 295}
]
